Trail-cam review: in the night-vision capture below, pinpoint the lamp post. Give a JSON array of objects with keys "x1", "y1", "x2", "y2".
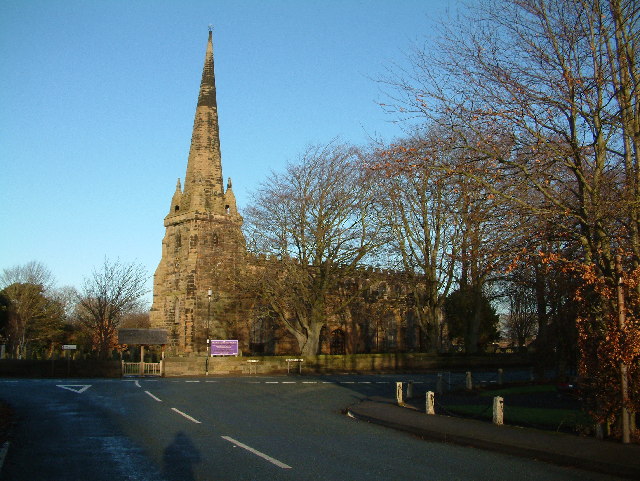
[{"x1": 206, "y1": 288, "x2": 212, "y2": 375}]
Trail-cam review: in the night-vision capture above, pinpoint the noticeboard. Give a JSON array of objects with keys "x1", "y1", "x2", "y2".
[{"x1": 210, "y1": 340, "x2": 239, "y2": 356}]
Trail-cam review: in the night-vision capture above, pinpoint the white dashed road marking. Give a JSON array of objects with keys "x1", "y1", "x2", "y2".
[
  {"x1": 144, "y1": 391, "x2": 162, "y2": 402},
  {"x1": 171, "y1": 408, "x2": 202, "y2": 424},
  {"x1": 221, "y1": 436, "x2": 292, "y2": 469}
]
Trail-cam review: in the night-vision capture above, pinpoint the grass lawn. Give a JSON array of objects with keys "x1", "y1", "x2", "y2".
[
  {"x1": 478, "y1": 384, "x2": 558, "y2": 397},
  {"x1": 444, "y1": 404, "x2": 592, "y2": 431}
]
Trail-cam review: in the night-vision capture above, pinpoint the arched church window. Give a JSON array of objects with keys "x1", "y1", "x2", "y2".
[{"x1": 383, "y1": 316, "x2": 397, "y2": 351}]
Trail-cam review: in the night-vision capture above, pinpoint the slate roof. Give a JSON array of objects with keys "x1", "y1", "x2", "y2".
[{"x1": 118, "y1": 329, "x2": 168, "y2": 345}]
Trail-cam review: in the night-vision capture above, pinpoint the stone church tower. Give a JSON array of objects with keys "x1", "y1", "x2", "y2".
[{"x1": 150, "y1": 30, "x2": 246, "y2": 354}]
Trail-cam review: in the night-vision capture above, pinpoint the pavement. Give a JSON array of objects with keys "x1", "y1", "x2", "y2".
[{"x1": 347, "y1": 396, "x2": 640, "y2": 480}]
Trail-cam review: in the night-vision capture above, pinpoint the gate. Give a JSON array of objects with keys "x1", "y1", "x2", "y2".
[{"x1": 122, "y1": 361, "x2": 163, "y2": 377}]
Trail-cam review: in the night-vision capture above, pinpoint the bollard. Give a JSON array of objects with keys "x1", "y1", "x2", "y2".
[
  {"x1": 466, "y1": 371, "x2": 473, "y2": 390},
  {"x1": 407, "y1": 381, "x2": 414, "y2": 399},
  {"x1": 493, "y1": 396, "x2": 504, "y2": 425},
  {"x1": 498, "y1": 368, "x2": 503, "y2": 386},
  {"x1": 426, "y1": 391, "x2": 435, "y2": 415},
  {"x1": 396, "y1": 382, "x2": 404, "y2": 405},
  {"x1": 436, "y1": 373, "x2": 443, "y2": 394}
]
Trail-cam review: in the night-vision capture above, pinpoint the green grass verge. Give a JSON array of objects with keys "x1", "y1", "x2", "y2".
[
  {"x1": 444, "y1": 404, "x2": 592, "y2": 430},
  {"x1": 479, "y1": 384, "x2": 557, "y2": 397}
]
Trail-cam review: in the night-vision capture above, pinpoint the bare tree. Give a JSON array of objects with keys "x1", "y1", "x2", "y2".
[
  {"x1": 384, "y1": 0, "x2": 639, "y2": 276},
  {"x1": 375, "y1": 129, "x2": 526, "y2": 352},
  {"x1": 504, "y1": 283, "x2": 538, "y2": 349},
  {"x1": 0, "y1": 261, "x2": 63, "y2": 358},
  {"x1": 0, "y1": 261, "x2": 55, "y2": 292},
  {"x1": 372, "y1": 133, "x2": 458, "y2": 351},
  {"x1": 75, "y1": 258, "x2": 148, "y2": 359},
  {"x1": 48, "y1": 285, "x2": 79, "y2": 321},
  {"x1": 245, "y1": 142, "x2": 386, "y2": 355},
  {"x1": 383, "y1": 0, "x2": 640, "y2": 429},
  {"x1": 0, "y1": 282, "x2": 65, "y2": 359},
  {"x1": 120, "y1": 309, "x2": 151, "y2": 329}
]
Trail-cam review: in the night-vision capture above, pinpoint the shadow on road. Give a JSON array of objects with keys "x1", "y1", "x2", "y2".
[{"x1": 162, "y1": 431, "x2": 201, "y2": 481}]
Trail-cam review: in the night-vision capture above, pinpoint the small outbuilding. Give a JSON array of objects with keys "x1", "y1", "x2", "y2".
[{"x1": 118, "y1": 329, "x2": 168, "y2": 376}]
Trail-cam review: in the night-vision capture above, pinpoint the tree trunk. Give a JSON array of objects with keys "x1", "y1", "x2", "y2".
[{"x1": 300, "y1": 322, "x2": 323, "y2": 356}]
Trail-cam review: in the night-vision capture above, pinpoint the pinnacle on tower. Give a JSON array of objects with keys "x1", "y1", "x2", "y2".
[{"x1": 169, "y1": 178, "x2": 182, "y2": 214}]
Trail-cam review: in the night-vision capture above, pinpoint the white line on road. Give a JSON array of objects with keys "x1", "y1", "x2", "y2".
[
  {"x1": 171, "y1": 408, "x2": 202, "y2": 424},
  {"x1": 144, "y1": 391, "x2": 162, "y2": 402},
  {"x1": 221, "y1": 436, "x2": 292, "y2": 469},
  {"x1": 281, "y1": 381, "x2": 296, "y2": 384},
  {"x1": 265, "y1": 381, "x2": 279, "y2": 384},
  {"x1": 135, "y1": 380, "x2": 141, "y2": 388},
  {"x1": 185, "y1": 380, "x2": 200, "y2": 383},
  {"x1": 0, "y1": 441, "x2": 10, "y2": 472},
  {"x1": 56, "y1": 384, "x2": 91, "y2": 394},
  {"x1": 302, "y1": 381, "x2": 318, "y2": 384}
]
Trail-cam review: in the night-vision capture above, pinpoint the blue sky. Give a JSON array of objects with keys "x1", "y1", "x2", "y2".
[{"x1": 0, "y1": 0, "x2": 459, "y2": 303}]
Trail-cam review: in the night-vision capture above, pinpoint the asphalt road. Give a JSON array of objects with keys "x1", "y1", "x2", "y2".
[{"x1": 0, "y1": 375, "x2": 622, "y2": 481}]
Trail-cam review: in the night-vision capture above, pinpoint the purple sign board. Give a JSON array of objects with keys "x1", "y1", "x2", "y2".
[{"x1": 210, "y1": 339, "x2": 239, "y2": 356}]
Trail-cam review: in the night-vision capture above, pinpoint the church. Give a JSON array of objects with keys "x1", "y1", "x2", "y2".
[
  {"x1": 149, "y1": 31, "x2": 427, "y2": 357},
  {"x1": 149, "y1": 29, "x2": 247, "y2": 355}
]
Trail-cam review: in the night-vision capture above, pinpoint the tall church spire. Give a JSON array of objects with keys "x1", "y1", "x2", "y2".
[
  {"x1": 181, "y1": 29, "x2": 225, "y2": 213},
  {"x1": 152, "y1": 29, "x2": 246, "y2": 355}
]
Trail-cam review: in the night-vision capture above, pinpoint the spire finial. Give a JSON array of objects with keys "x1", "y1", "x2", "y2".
[{"x1": 208, "y1": 24, "x2": 213, "y2": 32}]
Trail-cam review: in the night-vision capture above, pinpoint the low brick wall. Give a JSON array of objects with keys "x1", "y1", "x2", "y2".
[
  {"x1": 162, "y1": 353, "x2": 531, "y2": 377},
  {"x1": 0, "y1": 354, "x2": 531, "y2": 378},
  {"x1": 163, "y1": 356, "x2": 289, "y2": 376},
  {"x1": 297, "y1": 353, "x2": 530, "y2": 373}
]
